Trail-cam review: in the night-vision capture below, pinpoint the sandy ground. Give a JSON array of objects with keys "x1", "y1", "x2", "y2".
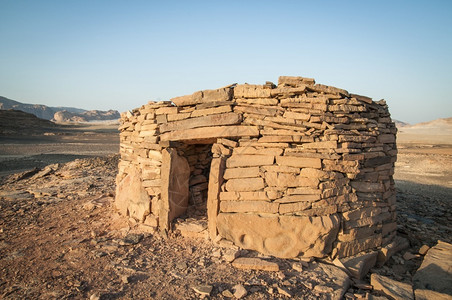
[{"x1": 0, "y1": 121, "x2": 451, "y2": 299}]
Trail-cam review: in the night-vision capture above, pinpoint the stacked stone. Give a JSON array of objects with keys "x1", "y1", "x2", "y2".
[{"x1": 115, "y1": 75, "x2": 397, "y2": 260}]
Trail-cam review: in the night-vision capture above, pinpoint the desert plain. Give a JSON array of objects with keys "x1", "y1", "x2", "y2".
[{"x1": 0, "y1": 115, "x2": 451, "y2": 299}]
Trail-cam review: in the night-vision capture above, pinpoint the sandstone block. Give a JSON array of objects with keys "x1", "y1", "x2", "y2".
[
  {"x1": 336, "y1": 234, "x2": 382, "y2": 258},
  {"x1": 217, "y1": 213, "x2": 340, "y2": 258},
  {"x1": 370, "y1": 273, "x2": 414, "y2": 300},
  {"x1": 207, "y1": 157, "x2": 225, "y2": 240},
  {"x1": 413, "y1": 241, "x2": 452, "y2": 297},
  {"x1": 226, "y1": 155, "x2": 274, "y2": 168},
  {"x1": 171, "y1": 90, "x2": 203, "y2": 106},
  {"x1": 278, "y1": 75, "x2": 315, "y2": 87},
  {"x1": 219, "y1": 191, "x2": 268, "y2": 201},
  {"x1": 279, "y1": 201, "x2": 311, "y2": 214},
  {"x1": 234, "y1": 84, "x2": 271, "y2": 98},
  {"x1": 236, "y1": 98, "x2": 278, "y2": 106},
  {"x1": 115, "y1": 166, "x2": 150, "y2": 222},
  {"x1": 225, "y1": 177, "x2": 265, "y2": 192},
  {"x1": 283, "y1": 111, "x2": 310, "y2": 121},
  {"x1": 276, "y1": 156, "x2": 321, "y2": 168},
  {"x1": 223, "y1": 167, "x2": 260, "y2": 179},
  {"x1": 219, "y1": 201, "x2": 278, "y2": 213},
  {"x1": 159, "y1": 112, "x2": 242, "y2": 133},
  {"x1": 160, "y1": 125, "x2": 259, "y2": 142},
  {"x1": 341, "y1": 251, "x2": 378, "y2": 279}
]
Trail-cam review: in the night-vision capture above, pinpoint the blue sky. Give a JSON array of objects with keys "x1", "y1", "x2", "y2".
[{"x1": 0, "y1": 0, "x2": 451, "y2": 124}]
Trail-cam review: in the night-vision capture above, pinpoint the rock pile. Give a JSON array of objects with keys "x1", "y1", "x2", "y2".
[{"x1": 115, "y1": 75, "x2": 398, "y2": 259}]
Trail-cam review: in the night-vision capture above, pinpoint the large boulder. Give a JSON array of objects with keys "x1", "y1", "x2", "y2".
[{"x1": 216, "y1": 213, "x2": 340, "y2": 258}]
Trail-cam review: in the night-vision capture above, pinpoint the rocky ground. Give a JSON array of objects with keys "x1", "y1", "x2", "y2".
[{"x1": 0, "y1": 123, "x2": 451, "y2": 299}]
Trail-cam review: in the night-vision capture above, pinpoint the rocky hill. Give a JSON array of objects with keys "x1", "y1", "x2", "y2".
[
  {"x1": 0, "y1": 109, "x2": 57, "y2": 135},
  {"x1": 0, "y1": 96, "x2": 120, "y2": 122}
]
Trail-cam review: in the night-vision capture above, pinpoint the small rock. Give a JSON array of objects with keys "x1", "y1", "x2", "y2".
[
  {"x1": 89, "y1": 292, "x2": 100, "y2": 300},
  {"x1": 211, "y1": 248, "x2": 222, "y2": 258},
  {"x1": 121, "y1": 275, "x2": 130, "y2": 284},
  {"x1": 120, "y1": 233, "x2": 143, "y2": 245},
  {"x1": 277, "y1": 286, "x2": 293, "y2": 297},
  {"x1": 292, "y1": 262, "x2": 303, "y2": 272},
  {"x1": 192, "y1": 284, "x2": 213, "y2": 296},
  {"x1": 222, "y1": 249, "x2": 240, "y2": 262},
  {"x1": 402, "y1": 252, "x2": 419, "y2": 260},
  {"x1": 233, "y1": 284, "x2": 247, "y2": 299},
  {"x1": 222, "y1": 289, "x2": 234, "y2": 298},
  {"x1": 418, "y1": 245, "x2": 430, "y2": 255}
]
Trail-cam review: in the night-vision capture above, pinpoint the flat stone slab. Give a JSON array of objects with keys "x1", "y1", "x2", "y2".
[
  {"x1": 231, "y1": 257, "x2": 279, "y2": 272},
  {"x1": 370, "y1": 273, "x2": 414, "y2": 300},
  {"x1": 413, "y1": 240, "x2": 452, "y2": 297}
]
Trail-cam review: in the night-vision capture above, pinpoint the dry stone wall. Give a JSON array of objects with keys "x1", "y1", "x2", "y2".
[{"x1": 115, "y1": 75, "x2": 398, "y2": 259}]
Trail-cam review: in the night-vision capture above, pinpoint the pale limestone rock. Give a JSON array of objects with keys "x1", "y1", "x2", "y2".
[
  {"x1": 115, "y1": 166, "x2": 150, "y2": 222},
  {"x1": 217, "y1": 213, "x2": 340, "y2": 258},
  {"x1": 370, "y1": 273, "x2": 414, "y2": 300},
  {"x1": 224, "y1": 177, "x2": 265, "y2": 192},
  {"x1": 223, "y1": 167, "x2": 260, "y2": 179},
  {"x1": 232, "y1": 284, "x2": 247, "y2": 298},
  {"x1": 160, "y1": 148, "x2": 190, "y2": 230},
  {"x1": 220, "y1": 201, "x2": 278, "y2": 214},
  {"x1": 160, "y1": 125, "x2": 259, "y2": 142},
  {"x1": 207, "y1": 157, "x2": 225, "y2": 240},
  {"x1": 278, "y1": 75, "x2": 315, "y2": 87},
  {"x1": 226, "y1": 154, "x2": 274, "y2": 168},
  {"x1": 219, "y1": 191, "x2": 268, "y2": 201},
  {"x1": 234, "y1": 84, "x2": 271, "y2": 98},
  {"x1": 232, "y1": 257, "x2": 279, "y2": 271},
  {"x1": 276, "y1": 156, "x2": 321, "y2": 168},
  {"x1": 159, "y1": 112, "x2": 241, "y2": 133}
]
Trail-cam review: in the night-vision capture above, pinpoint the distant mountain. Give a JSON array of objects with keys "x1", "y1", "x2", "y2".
[
  {"x1": 394, "y1": 119, "x2": 410, "y2": 128},
  {"x1": 409, "y1": 117, "x2": 452, "y2": 128},
  {"x1": 0, "y1": 96, "x2": 120, "y2": 122}
]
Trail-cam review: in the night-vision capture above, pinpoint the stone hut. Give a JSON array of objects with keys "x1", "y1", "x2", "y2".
[{"x1": 115, "y1": 76, "x2": 397, "y2": 259}]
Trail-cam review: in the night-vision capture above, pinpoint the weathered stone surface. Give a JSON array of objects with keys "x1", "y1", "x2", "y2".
[
  {"x1": 220, "y1": 201, "x2": 278, "y2": 214},
  {"x1": 232, "y1": 257, "x2": 279, "y2": 271},
  {"x1": 219, "y1": 191, "x2": 268, "y2": 201},
  {"x1": 223, "y1": 167, "x2": 260, "y2": 179},
  {"x1": 207, "y1": 157, "x2": 225, "y2": 240},
  {"x1": 217, "y1": 213, "x2": 340, "y2": 258},
  {"x1": 351, "y1": 181, "x2": 385, "y2": 193},
  {"x1": 115, "y1": 166, "x2": 150, "y2": 222},
  {"x1": 160, "y1": 148, "x2": 190, "y2": 230},
  {"x1": 415, "y1": 289, "x2": 452, "y2": 300},
  {"x1": 159, "y1": 112, "x2": 241, "y2": 133},
  {"x1": 278, "y1": 75, "x2": 315, "y2": 87},
  {"x1": 341, "y1": 251, "x2": 378, "y2": 279},
  {"x1": 234, "y1": 84, "x2": 271, "y2": 98},
  {"x1": 413, "y1": 240, "x2": 452, "y2": 297},
  {"x1": 276, "y1": 156, "x2": 321, "y2": 168},
  {"x1": 377, "y1": 236, "x2": 409, "y2": 266},
  {"x1": 370, "y1": 273, "x2": 414, "y2": 300},
  {"x1": 226, "y1": 155, "x2": 274, "y2": 168},
  {"x1": 160, "y1": 125, "x2": 259, "y2": 142},
  {"x1": 336, "y1": 234, "x2": 382, "y2": 258},
  {"x1": 225, "y1": 177, "x2": 265, "y2": 192}
]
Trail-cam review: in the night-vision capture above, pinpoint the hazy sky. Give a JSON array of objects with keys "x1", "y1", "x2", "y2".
[{"x1": 1, "y1": 0, "x2": 451, "y2": 124}]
